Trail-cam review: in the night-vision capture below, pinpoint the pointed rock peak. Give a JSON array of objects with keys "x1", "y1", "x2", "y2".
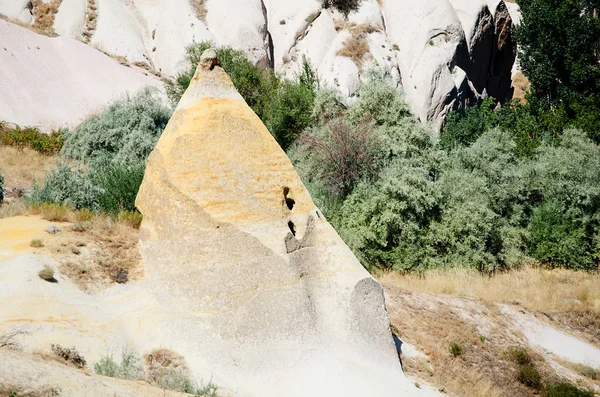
[
  {"x1": 177, "y1": 48, "x2": 245, "y2": 110},
  {"x1": 135, "y1": 57, "x2": 416, "y2": 397}
]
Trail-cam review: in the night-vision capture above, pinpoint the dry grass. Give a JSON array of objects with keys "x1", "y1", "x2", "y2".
[
  {"x1": 0, "y1": 146, "x2": 55, "y2": 194},
  {"x1": 511, "y1": 71, "x2": 531, "y2": 104},
  {"x1": 145, "y1": 348, "x2": 191, "y2": 386},
  {"x1": 36, "y1": 212, "x2": 143, "y2": 292},
  {"x1": 30, "y1": 239, "x2": 44, "y2": 248},
  {"x1": 189, "y1": 0, "x2": 207, "y2": 22},
  {"x1": 336, "y1": 22, "x2": 382, "y2": 68},
  {"x1": 383, "y1": 284, "x2": 573, "y2": 397},
  {"x1": 38, "y1": 266, "x2": 56, "y2": 282},
  {"x1": 31, "y1": 0, "x2": 62, "y2": 36},
  {"x1": 379, "y1": 267, "x2": 600, "y2": 314},
  {"x1": 82, "y1": 0, "x2": 98, "y2": 42}
]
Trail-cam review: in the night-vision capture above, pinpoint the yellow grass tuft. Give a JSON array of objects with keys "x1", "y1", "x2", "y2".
[
  {"x1": 336, "y1": 22, "x2": 382, "y2": 68},
  {"x1": 0, "y1": 146, "x2": 55, "y2": 193},
  {"x1": 31, "y1": 0, "x2": 62, "y2": 36}
]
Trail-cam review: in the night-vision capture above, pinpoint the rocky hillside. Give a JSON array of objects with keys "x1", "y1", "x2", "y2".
[{"x1": 0, "y1": 0, "x2": 521, "y2": 129}]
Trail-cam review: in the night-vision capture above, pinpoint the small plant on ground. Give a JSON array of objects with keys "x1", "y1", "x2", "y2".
[
  {"x1": 544, "y1": 382, "x2": 594, "y2": 397},
  {"x1": 506, "y1": 345, "x2": 532, "y2": 365},
  {"x1": 30, "y1": 239, "x2": 44, "y2": 248},
  {"x1": 448, "y1": 342, "x2": 464, "y2": 357},
  {"x1": 94, "y1": 349, "x2": 144, "y2": 380},
  {"x1": 0, "y1": 329, "x2": 29, "y2": 350},
  {"x1": 51, "y1": 344, "x2": 87, "y2": 368},
  {"x1": 517, "y1": 363, "x2": 542, "y2": 389},
  {"x1": 38, "y1": 266, "x2": 56, "y2": 282}
]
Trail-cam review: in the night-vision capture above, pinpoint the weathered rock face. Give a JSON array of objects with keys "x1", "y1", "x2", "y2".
[
  {"x1": 0, "y1": 19, "x2": 165, "y2": 131},
  {"x1": 134, "y1": 50, "x2": 417, "y2": 396},
  {"x1": 0, "y1": 0, "x2": 518, "y2": 130}
]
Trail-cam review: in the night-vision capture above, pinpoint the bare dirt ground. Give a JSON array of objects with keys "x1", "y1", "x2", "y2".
[{"x1": 381, "y1": 270, "x2": 600, "y2": 397}]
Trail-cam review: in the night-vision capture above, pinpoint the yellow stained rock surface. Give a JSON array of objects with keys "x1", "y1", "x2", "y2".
[{"x1": 0, "y1": 216, "x2": 59, "y2": 261}]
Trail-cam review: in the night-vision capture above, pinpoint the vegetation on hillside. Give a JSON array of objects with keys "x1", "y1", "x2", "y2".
[
  {"x1": 29, "y1": 89, "x2": 169, "y2": 215},
  {"x1": 0, "y1": 121, "x2": 63, "y2": 155},
  {"x1": 21, "y1": 19, "x2": 600, "y2": 272},
  {"x1": 291, "y1": 73, "x2": 600, "y2": 272}
]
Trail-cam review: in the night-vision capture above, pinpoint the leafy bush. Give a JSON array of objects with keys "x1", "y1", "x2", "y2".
[
  {"x1": 266, "y1": 79, "x2": 316, "y2": 150},
  {"x1": 29, "y1": 162, "x2": 101, "y2": 212},
  {"x1": 61, "y1": 88, "x2": 171, "y2": 166},
  {"x1": 525, "y1": 129, "x2": 600, "y2": 269},
  {"x1": 430, "y1": 129, "x2": 529, "y2": 272},
  {"x1": 88, "y1": 158, "x2": 145, "y2": 214},
  {"x1": 29, "y1": 159, "x2": 144, "y2": 214},
  {"x1": 518, "y1": 364, "x2": 542, "y2": 389},
  {"x1": 0, "y1": 121, "x2": 63, "y2": 155},
  {"x1": 322, "y1": 0, "x2": 362, "y2": 16},
  {"x1": 544, "y1": 382, "x2": 594, "y2": 397},
  {"x1": 506, "y1": 346, "x2": 532, "y2": 366}
]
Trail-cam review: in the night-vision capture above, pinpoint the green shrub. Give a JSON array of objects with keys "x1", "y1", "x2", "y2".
[
  {"x1": 544, "y1": 382, "x2": 594, "y2": 397},
  {"x1": 61, "y1": 88, "x2": 171, "y2": 166},
  {"x1": 29, "y1": 162, "x2": 101, "y2": 212},
  {"x1": 448, "y1": 342, "x2": 464, "y2": 357},
  {"x1": 0, "y1": 121, "x2": 63, "y2": 155},
  {"x1": 88, "y1": 158, "x2": 145, "y2": 214},
  {"x1": 266, "y1": 79, "x2": 315, "y2": 150},
  {"x1": 322, "y1": 0, "x2": 362, "y2": 16},
  {"x1": 506, "y1": 346, "x2": 532, "y2": 366},
  {"x1": 430, "y1": 129, "x2": 529, "y2": 272},
  {"x1": 29, "y1": 159, "x2": 145, "y2": 215},
  {"x1": 525, "y1": 129, "x2": 600, "y2": 269},
  {"x1": 94, "y1": 349, "x2": 144, "y2": 380},
  {"x1": 518, "y1": 364, "x2": 542, "y2": 389}
]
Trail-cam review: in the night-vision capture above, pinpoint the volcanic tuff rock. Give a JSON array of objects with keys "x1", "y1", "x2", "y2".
[
  {"x1": 0, "y1": 19, "x2": 165, "y2": 131},
  {"x1": 134, "y1": 48, "x2": 423, "y2": 397},
  {"x1": 0, "y1": 0, "x2": 519, "y2": 129}
]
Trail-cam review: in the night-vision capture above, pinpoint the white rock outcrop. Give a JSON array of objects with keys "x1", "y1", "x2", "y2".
[
  {"x1": 0, "y1": 0, "x2": 517, "y2": 129},
  {"x1": 0, "y1": 19, "x2": 164, "y2": 131}
]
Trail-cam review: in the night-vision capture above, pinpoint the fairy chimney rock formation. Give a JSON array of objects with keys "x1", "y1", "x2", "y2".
[{"x1": 135, "y1": 49, "x2": 421, "y2": 397}]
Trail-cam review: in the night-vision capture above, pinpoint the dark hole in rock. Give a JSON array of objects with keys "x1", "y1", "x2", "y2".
[
  {"x1": 286, "y1": 197, "x2": 295, "y2": 210},
  {"x1": 288, "y1": 220, "x2": 296, "y2": 236},
  {"x1": 283, "y1": 187, "x2": 295, "y2": 210}
]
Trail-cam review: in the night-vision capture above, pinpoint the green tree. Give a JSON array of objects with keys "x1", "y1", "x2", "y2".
[{"x1": 516, "y1": 0, "x2": 600, "y2": 139}]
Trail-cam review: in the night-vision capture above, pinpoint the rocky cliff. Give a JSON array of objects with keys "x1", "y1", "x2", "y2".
[{"x1": 0, "y1": 0, "x2": 520, "y2": 128}]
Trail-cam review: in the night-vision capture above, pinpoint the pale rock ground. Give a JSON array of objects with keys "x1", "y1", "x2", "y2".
[
  {"x1": 0, "y1": 0, "x2": 519, "y2": 130},
  {"x1": 502, "y1": 305, "x2": 600, "y2": 370},
  {"x1": 0, "y1": 19, "x2": 165, "y2": 131}
]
